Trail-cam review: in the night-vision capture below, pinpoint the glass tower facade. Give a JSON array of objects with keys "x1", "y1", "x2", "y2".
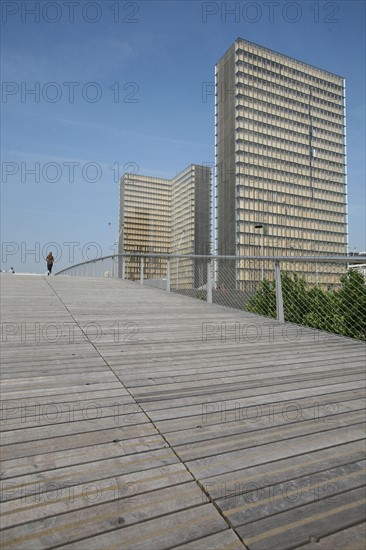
[
  {"x1": 171, "y1": 165, "x2": 212, "y2": 288},
  {"x1": 119, "y1": 173, "x2": 171, "y2": 280},
  {"x1": 216, "y1": 38, "x2": 348, "y2": 288},
  {"x1": 119, "y1": 165, "x2": 211, "y2": 284}
]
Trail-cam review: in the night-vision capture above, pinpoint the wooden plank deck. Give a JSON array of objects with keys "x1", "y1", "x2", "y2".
[{"x1": 1, "y1": 274, "x2": 365, "y2": 550}]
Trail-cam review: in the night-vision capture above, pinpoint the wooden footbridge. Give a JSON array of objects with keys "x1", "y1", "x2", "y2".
[{"x1": 1, "y1": 274, "x2": 365, "y2": 549}]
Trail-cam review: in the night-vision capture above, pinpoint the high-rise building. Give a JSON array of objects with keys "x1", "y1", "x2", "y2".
[
  {"x1": 171, "y1": 165, "x2": 212, "y2": 288},
  {"x1": 215, "y1": 38, "x2": 348, "y2": 288},
  {"x1": 119, "y1": 173, "x2": 171, "y2": 280},
  {"x1": 118, "y1": 165, "x2": 211, "y2": 285}
]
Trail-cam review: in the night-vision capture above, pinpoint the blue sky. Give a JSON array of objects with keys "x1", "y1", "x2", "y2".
[{"x1": 1, "y1": 0, "x2": 365, "y2": 272}]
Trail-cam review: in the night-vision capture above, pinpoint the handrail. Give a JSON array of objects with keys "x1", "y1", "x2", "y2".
[{"x1": 56, "y1": 253, "x2": 366, "y2": 276}]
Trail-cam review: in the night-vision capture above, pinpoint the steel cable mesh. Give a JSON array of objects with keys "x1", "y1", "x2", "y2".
[
  {"x1": 94, "y1": 258, "x2": 114, "y2": 278},
  {"x1": 171, "y1": 258, "x2": 205, "y2": 299},
  {"x1": 213, "y1": 258, "x2": 263, "y2": 312},
  {"x1": 142, "y1": 257, "x2": 168, "y2": 290},
  {"x1": 123, "y1": 256, "x2": 139, "y2": 282},
  {"x1": 245, "y1": 260, "x2": 366, "y2": 341},
  {"x1": 62, "y1": 258, "x2": 118, "y2": 278},
  {"x1": 283, "y1": 261, "x2": 366, "y2": 341}
]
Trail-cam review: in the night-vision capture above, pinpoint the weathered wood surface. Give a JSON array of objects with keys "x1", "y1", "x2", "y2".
[{"x1": 1, "y1": 274, "x2": 365, "y2": 549}]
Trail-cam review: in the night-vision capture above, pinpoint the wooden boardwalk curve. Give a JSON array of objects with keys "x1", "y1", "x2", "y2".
[{"x1": 1, "y1": 274, "x2": 365, "y2": 549}]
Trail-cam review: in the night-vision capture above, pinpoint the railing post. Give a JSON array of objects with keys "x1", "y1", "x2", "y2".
[
  {"x1": 207, "y1": 258, "x2": 212, "y2": 304},
  {"x1": 166, "y1": 258, "x2": 170, "y2": 292},
  {"x1": 122, "y1": 256, "x2": 126, "y2": 280},
  {"x1": 275, "y1": 261, "x2": 284, "y2": 323},
  {"x1": 140, "y1": 257, "x2": 144, "y2": 285}
]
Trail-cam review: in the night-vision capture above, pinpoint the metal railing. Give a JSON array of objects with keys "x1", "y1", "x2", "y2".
[{"x1": 56, "y1": 254, "x2": 366, "y2": 341}]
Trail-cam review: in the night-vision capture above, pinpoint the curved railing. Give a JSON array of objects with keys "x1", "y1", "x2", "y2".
[
  {"x1": 56, "y1": 254, "x2": 366, "y2": 284},
  {"x1": 56, "y1": 254, "x2": 119, "y2": 278}
]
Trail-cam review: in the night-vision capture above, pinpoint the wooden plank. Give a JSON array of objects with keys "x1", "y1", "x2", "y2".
[
  {"x1": 156, "y1": 394, "x2": 366, "y2": 436},
  {"x1": 1, "y1": 397, "x2": 142, "y2": 431},
  {"x1": 1, "y1": 474, "x2": 204, "y2": 538},
  {"x1": 200, "y1": 441, "x2": 366, "y2": 499},
  {"x1": 1, "y1": 433, "x2": 169, "y2": 479},
  {"x1": 1, "y1": 393, "x2": 135, "y2": 420},
  {"x1": 236, "y1": 487, "x2": 366, "y2": 550},
  {"x1": 0, "y1": 463, "x2": 193, "y2": 529},
  {"x1": 299, "y1": 521, "x2": 366, "y2": 549},
  {"x1": 129, "y1": 364, "x2": 366, "y2": 397},
  {"x1": 0, "y1": 411, "x2": 149, "y2": 446},
  {"x1": 172, "y1": 530, "x2": 247, "y2": 549},
  {"x1": 139, "y1": 376, "x2": 365, "y2": 409},
  {"x1": 217, "y1": 460, "x2": 366, "y2": 527},
  {"x1": 0, "y1": 371, "x2": 118, "y2": 392},
  {"x1": 119, "y1": 354, "x2": 365, "y2": 385},
  {"x1": 186, "y1": 424, "x2": 366, "y2": 479},
  {"x1": 143, "y1": 381, "x2": 365, "y2": 420},
  {"x1": 0, "y1": 447, "x2": 181, "y2": 503},
  {"x1": 55, "y1": 504, "x2": 229, "y2": 550},
  {"x1": 0, "y1": 381, "x2": 125, "y2": 400},
  {"x1": 0, "y1": 423, "x2": 158, "y2": 461},
  {"x1": 170, "y1": 411, "x2": 365, "y2": 462}
]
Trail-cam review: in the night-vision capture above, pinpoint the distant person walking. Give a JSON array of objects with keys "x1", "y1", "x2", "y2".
[{"x1": 46, "y1": 252, "x2": 55, "y2": 275}]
